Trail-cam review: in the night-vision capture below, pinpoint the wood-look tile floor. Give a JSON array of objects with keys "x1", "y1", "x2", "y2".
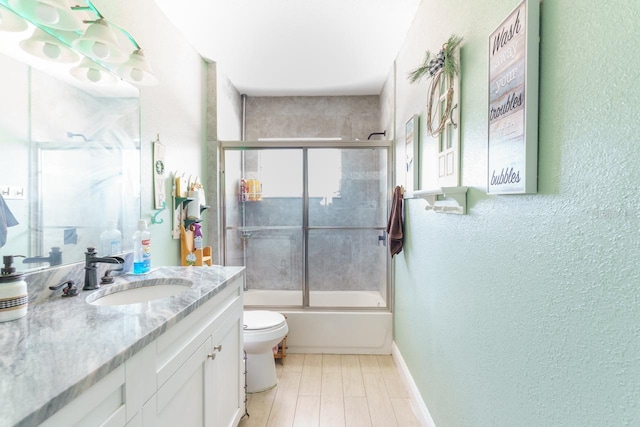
[{"x1": 238, "y1": 354, "x2": 423, "y2": 427}]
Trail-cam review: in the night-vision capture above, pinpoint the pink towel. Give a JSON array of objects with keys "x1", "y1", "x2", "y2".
[{"x1": 386, "y1": 186, "x2": 404, "y2": 257}]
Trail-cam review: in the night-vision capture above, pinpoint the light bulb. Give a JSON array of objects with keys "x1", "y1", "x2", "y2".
[
  {"x1": 35, "y1": 3, "x2": 59, "y2": 25},
  {"x1": 92, "y1": 41, "x2": 109, "y2": 59},
  {"x1": 42, "y1": 42, "x2": 61, "y2": 59},
  {"x1": 87, "y1": 68, "x2": 101, "y2": 83},
  {"x1": 130, "y1": 68, "x2": 143, "y2": 82}
]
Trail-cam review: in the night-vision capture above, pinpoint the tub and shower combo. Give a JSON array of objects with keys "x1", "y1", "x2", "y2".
[{"x1": 222, "y1": 140, "x2": 393, "y2": 358}]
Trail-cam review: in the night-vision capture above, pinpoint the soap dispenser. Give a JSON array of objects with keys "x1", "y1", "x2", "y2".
[{"x1": 0, "y1": 255, "x2": 28, "y2": 322}]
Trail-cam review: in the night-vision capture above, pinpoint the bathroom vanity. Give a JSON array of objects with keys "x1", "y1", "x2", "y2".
[{"x1": 0, "y1": 266, "x2": 244, "y2": 427}]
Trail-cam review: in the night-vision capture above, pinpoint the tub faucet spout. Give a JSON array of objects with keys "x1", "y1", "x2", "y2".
[{"x1": 83, "y1": 247, "x2": 124, "y2": 290}]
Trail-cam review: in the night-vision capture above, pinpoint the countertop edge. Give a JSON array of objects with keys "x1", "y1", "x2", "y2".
[{"x1": 7, "y1": 266, "x2": 245, "y2": 427}]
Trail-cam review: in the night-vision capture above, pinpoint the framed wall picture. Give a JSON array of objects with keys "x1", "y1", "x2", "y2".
[
  {"x1": 153, "y1": 139, "x2": 166, "y2": 209},
  {"x1": 487, "y1": 0, "x2": 540, "y2": 194},
  {"x1": 405, "y1": 114, "x2": 420, "y2": 195}
]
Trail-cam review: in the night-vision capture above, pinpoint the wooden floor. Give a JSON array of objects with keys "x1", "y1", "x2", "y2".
[{"x1": 238, "y1": 354, "x2": 422, "y2": 427}]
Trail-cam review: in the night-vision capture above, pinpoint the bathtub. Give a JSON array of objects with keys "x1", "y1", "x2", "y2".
[{"x1": 243, "y1": 289, "x2": 393, "y2": 354}]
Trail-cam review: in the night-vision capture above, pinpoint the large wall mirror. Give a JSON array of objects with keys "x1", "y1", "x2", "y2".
[{"x1": 0, "y1": 45, "x2": 140, "y2": 272}]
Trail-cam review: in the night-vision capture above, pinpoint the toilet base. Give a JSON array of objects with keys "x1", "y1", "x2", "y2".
[{"x1": 246, "y1": 351, "x2": 278, "y2": 393}]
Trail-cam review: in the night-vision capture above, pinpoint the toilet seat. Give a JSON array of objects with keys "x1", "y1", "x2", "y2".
[{"x1": 244, "y1": 310, "x2": 286, "y2": 331}]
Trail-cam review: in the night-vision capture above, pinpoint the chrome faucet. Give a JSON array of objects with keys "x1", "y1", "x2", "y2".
[{"x1": 83, "y1": 247, "x2": 124, "y2": 290}]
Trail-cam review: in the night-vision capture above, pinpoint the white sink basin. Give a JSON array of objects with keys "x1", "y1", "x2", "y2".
[{"x1": 87, "y1": 279, "x2": 192, "y2": 306}]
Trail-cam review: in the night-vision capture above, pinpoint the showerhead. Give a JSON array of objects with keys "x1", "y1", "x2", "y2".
[{"x1": 66, "y1": 132, "x2": 90, "y2": 142}]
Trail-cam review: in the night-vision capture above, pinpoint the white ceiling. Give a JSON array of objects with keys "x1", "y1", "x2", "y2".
[{"x1": 154, "y1": 0, "x2": 420, "y2": 96}]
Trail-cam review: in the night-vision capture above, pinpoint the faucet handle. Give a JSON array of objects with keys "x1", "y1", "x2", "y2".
[
  {"x1": 101, "y1": 267, "x2": 124, "y2": 284},
  {"x1": 62, "y1": 283, "x2": 79, "y2": 297},
  {"x1": 49, "y1": 280, "x2": 78, "y2": 297},
  {"x1": 49, "y1": 280, "x2": 74, "y2": 291}
]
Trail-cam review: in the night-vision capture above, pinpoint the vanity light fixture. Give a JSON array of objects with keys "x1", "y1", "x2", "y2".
[
  {"x1": 19, "y1": 27, "x2": 79, "y2": 62},
  {"x1": 7, "y1": 0, "x2": 82, "y2": 31},
  {"x1": 0, "y1": 4, "x2": 28, "y2": 32},
  {"x1": 70, "y1": 1, "x2": 158, "y2": 85},
  {"x1": 71, "y1": 18, "x2": 126, "y2": 63},
  {"x1": 117, "y1": 48, "x2": 158, "y2": 86},
  {"x1": 2, "y1": 0, "x2": 158, "y2": 86},
  {"x1": 70, "y1": 56, "x2": 116, "y2": 84}
]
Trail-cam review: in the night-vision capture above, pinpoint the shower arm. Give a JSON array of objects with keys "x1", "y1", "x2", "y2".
[{"x1": 367, "y1": 131, "x2": 386, "y2": 140}]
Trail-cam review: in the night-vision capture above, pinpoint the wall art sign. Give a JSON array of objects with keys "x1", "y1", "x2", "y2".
[
  {"x1": 405, "y1": 114, "x2": 420, "y2": 195},
  {"x1": 153, "y1": 138, "x2": 166, "y2": 209},
  {"x1": 487, "y1": 0, "x2": 539, "y2": 194}
]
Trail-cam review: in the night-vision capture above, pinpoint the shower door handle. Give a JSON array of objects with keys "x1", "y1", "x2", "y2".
[{"x1": 378, "y1": 232, "x2": 387, "y2": 246}]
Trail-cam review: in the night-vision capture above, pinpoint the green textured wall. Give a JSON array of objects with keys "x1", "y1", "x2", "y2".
[{"x1": 393, "y1": 0, "x2": 640, "y2": 425}]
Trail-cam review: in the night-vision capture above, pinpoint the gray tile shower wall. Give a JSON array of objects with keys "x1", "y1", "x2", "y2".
[{"x1": 245, "y1": 96, "x2": 381, "y2": 141}]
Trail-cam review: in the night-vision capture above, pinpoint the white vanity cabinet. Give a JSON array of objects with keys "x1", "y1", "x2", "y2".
[
  {"x1": 40, "y1": 364, "x2": 127, "y2": 427},
  {"x1": 41, "y1": 276, "x2": 244, "y2": 427},
  {"x1": 143, "y1": 282, "x2": 244, "y2": 427}
]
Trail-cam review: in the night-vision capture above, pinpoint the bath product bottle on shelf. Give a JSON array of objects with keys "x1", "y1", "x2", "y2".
[
  {"x1": 132, "y1": 219, "x2": 151, "y2": 274},
  {"x1": 100, "y1": 222, "x2": 122, "y2": 255},
  {"x1": 0, "y1": 256, "x2": 28, "y2": 322},
  {"x1": 192, "y1": 223, "x2": 203, "y2": 250},
  {"x1": 240, "y1": 179, "x2": 248, "y2": 202},
  {"x1": 248, "y1": 178, "x2": 259, "y2": 201}
]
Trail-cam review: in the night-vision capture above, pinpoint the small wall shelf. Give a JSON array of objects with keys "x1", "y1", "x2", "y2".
[
  {"x1": 174, "y1": 196, "x2": 191, "y2": 210},
  {"x1": 172, "y1": 194, "x2": 210, "y2": 238},
  {"x1": 412, "y1": 186, "x2": 468, "y2": 214},
  {"x1": 180, "y1": 224, "x2": 212, "y2": 266}
]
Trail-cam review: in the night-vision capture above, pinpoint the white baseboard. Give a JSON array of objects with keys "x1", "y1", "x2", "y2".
[{"x1": 392, "y1": 341, "x2": 436, "y2": 427}]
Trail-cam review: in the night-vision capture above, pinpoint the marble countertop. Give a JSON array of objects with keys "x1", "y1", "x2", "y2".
[{"x1": 0, "y1": 265, "x2": 244, "y2": 427}]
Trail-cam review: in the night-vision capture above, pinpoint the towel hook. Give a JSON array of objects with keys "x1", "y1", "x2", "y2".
[{"x1": 151, "y1": 201, "x2": 166, "y2": 224}]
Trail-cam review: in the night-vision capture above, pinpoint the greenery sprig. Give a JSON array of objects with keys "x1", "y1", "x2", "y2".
[{"x1": 408, "y1": 34, "x2": 463, "y2": 84}]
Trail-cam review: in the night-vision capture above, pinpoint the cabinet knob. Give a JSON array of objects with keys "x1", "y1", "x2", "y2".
[{"x1": 207, "y1": 344, "x2": 222, "y2": 360}]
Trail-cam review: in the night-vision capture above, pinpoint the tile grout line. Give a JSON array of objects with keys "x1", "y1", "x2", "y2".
[{"x1": 243, "y1": 354, "x2": 418, "y2": 427}]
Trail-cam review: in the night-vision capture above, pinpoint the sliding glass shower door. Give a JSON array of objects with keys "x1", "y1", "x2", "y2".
[
  {"x1": 222, "y1": 141, "x2": 390, "y2": 309},
  {"x1": 306, "y1": 147, "x2": 388, "y2": 307}
]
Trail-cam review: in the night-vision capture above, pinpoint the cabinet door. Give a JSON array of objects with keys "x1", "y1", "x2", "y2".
[
  {"x1": 40, "y1": 364, "x2": 126, "y2": 427},
  {"x1": 207, "y1": 302, "x2": 243, "y2": 427},
  {"x1": 155, "y1": 337, "x2": 211, "y2": 427}
]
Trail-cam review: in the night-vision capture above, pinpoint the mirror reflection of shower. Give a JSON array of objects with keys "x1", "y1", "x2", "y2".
[{"x1": 66, "y1": 132, "x2": 91, "y2": 142}]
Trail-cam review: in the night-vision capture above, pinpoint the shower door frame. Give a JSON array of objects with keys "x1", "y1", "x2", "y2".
[{"x1": 220, "y1": 140, "x2": 393, "y2": 312}]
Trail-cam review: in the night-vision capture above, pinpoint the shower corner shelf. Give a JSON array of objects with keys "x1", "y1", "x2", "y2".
[{"x1": 413, "y1": 186, "x2": 468, "y2": 215}]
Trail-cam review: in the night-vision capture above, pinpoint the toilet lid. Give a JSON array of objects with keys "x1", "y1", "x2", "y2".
[{"x1": 244, "y1": 310, "x2": 286, "y2": 330}]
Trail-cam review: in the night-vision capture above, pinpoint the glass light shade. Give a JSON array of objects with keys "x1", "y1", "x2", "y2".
[
  {"x1": 35, "y1": 2, "x2": 57, "y2": 25},
  {"x1": 7, "y1": 0, "x2": 82, "y2": 31},
  {"x1": 70, "y1": 57, "x2": 116, "y2": 84},
  {"x1": 71, "y1": 19, "x2": 127, "y2": 63},
  {"x1": 19, "y1": 27, "x2": 79, "y2": 63},
  {"x1": 0, "y1": 5, "x2": 29, "y2": 32},
  {"x1": 117, "y1": 49, "x2": 158, "y2": 86}
]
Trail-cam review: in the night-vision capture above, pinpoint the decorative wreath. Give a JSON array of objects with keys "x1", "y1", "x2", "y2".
[{"x1": 408, "y1": 35, "x2": 463, "y2": 137}]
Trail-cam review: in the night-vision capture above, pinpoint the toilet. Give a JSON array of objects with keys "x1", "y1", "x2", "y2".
[{"x1": 243, "y1": 310, "x2": 289, "y2": 393}]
